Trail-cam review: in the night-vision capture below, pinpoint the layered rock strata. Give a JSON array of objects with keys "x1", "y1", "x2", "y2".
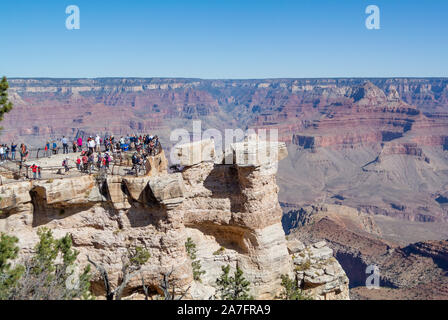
[{"x1": 0, "y1": 139, "x2": 348, "y2": 300}]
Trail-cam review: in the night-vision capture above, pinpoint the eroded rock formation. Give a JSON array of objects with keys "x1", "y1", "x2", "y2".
[
  {"x1": 0, "y1": 139, "x2": 349, "y2": 300},
  {"x1": 288, "y1": 239, "x2": 349, "y2": 300}
]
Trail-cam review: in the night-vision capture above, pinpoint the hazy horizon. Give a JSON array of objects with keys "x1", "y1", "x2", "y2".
[{"x1": 7, "y1": 76, "x2": 448, "y2": 81}]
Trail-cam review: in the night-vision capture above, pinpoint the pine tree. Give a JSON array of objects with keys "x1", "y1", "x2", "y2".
[
  {"x1": 279, "y1": 274, "x2": 313, "y2": 300},
  {"x1": 0, "y1": 76, "x2": 13, "y2": 129},
  {"x1": 216, "y1": 264, "x2": 253, "y2": 300},
  {"x1": 25, "y1": 228, "x2": 92, "y2": 299},
  {"x1": 32, "y1": 228, "x2": 60, "y2": 274},
  {"x1": 0, "y1": 233, "x2": 24, "y2": 299},
  {"x1": 1, "y1": 228, "x2": 93, "y2": 300},
  {"x1": 185, "y1": 237, "x2": 205, "y2": 281},
  {"x1": 0, "y1": 76, "x2": 13, "y2": 210}
]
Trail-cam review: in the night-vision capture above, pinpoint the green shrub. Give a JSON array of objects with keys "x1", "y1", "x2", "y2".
[
  {"x1": 216, "y1": 265, "x2": 253, "y2": 300},
  {"x1": 294, "y1": 259, "x2": 311, "y2": 271},
  {"x1": 185, "y1": 237, "x2": 205, "y2": 282},
  {"x1": 213, "y1": 247, "x2": 225, "y2": 255},
  {"x1": 0, "y1": 228, "x2": 93, "y2": 300},
  {"x1": 279, "y1": 274, "x2": 313, "y2": 300}
]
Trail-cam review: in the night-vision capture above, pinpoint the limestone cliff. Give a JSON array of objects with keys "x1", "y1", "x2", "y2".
[{"x1": 0, "y1": 139, "x2": 349, "y2": 300}]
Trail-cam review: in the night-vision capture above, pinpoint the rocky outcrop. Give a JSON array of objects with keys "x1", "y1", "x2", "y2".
[
  {"x1": 1, "y1": 138, "x2": 351, "y2": 300},
  {"x1": 289, "y1": 240, "x2": 349, "y2": 300},
  {"x1": 285, "y1": 203, "x2": 448, "y2": 300},
  {"x1": 175, "y1": 137, "x2": 292, "y2": 299}
]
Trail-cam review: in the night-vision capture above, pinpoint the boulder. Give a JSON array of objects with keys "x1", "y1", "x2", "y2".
[
  {"x1": 148, "y1": 173, "x2": 186, "y2": 208},
  {"x1": 175, "y1": 139, "x2": 215, "y2": 166},
  {"x1": 231, "y1": 140, "x2": 288, "y2": 167},
  {"x1": 32, "y1": 176, "x2": 102, "y2": 206},
  {"x1": 106, "y1": 176, "x2": 131, "y2": 210},
  {"x1": 123, "y1": 176, "x2": 151, "y2": 202},
  {"x1": 287, "y1": 239, "x2": 306, "y2": 254},
  {"x1": 309, "y1": 246, "x2": 333, "y2": 261},
  {"x1": 0, "y1": 181, "x2": 32, "y2": 213}
]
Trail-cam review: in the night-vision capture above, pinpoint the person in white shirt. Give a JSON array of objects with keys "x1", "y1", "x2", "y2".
[
  {"x1": 88, "y1": 139, "x2": 96, "y2": 153},
  {"x1": 95, "y1": 135, "x2": 101, "y2": 152}
]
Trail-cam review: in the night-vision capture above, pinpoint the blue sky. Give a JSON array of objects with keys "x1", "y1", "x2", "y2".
[{"x1": 1, "y1": 0, "x2": 447, "y2": 78}]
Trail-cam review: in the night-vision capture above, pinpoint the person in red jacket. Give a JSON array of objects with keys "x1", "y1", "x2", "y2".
[
  {"x1": 44, "y1": 142, "x2": 49, "y2": 158},
  {"x1": 31, "y1": 164, "x2": 37, "y2": 180},
  {"x1": 82, "y1": 155, "x2": 88, "y2": 172},
  {"x1": 76, "y1": 157, "x2": 81, "y2": 171}
]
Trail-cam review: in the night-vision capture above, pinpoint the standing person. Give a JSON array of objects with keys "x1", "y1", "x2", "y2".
[
  {"x1": 20, "y1": 144, "x2": 27, "y2": 162},
  {"x1": 45, "y1": 141, "x2": 50, "y2": 157},
  {"x1": 104, "y1": 152, "x2": 111, "y2": 169},
  {"x1": 77, "y1": 136, "x2": 83, "y2": 151},
  {"x1": 96, "y1": 152, "x2": 102, "y2": 169},
  {"x1": 131, "y1": 152, "x2": 139, "y2": 173},
  {"x1": 72, "y1": 141, "x2": 77, "y2": 153},
  {"x1": 119, "y1": 136, "x2": 125, "y2": 151},
  {"x1": 95, "y1": 134, "x2": 101, "y2": 152},
  {"x1": 153, "y1": 135, "x2": 160, "y2": 155},
  {"x1": 5, "y1": 145, "x2": 10, "y2": 160},
  {"x1": 31, "y1": 164, "x2": 37, "y2": 180},
  {"x1": 76, "y1": 156, "x2": 81, "y2": 171},
  {"x1": 148, "y1": 139, "x2": 155, "y2": 156},
  {"x1": 88, "y1": 138, "x2": 95, "y2": 154},
  {"x1": 37, "y1": 166, "x2": 42, "y2": 179},
  {"x1": 52, "y1": 141, "x2": 57, "y2": 154},
  {"x1": 101, "y1": 155, "x2": 106, "y2": 169},
  {"x1": 88, "y1": 153, "x2": 95, "y2": 174},
  {"x1": 10, "y1": 142, "x2": 17, "y2": 161},
  {"x1": 104, "y1": 138, "x2": 110, "y2": 152},
  {"x1": 62, "y1": 136, "x2": 68, "y2": 154},
  {"x1": 0, "y1": 145, "x2": 4, "y2": 162},
  {"x1": 82, "y1": 154, "x2": 88, "y2": 172}
]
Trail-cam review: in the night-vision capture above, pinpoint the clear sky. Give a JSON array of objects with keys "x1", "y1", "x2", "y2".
[{"x1": 1, "y1": 0, "x2": 447, "y2": 78}]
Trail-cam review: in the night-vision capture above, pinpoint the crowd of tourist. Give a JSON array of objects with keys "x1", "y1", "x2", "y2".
[
  {"x1": 0, "y1": 143, "x2": 30, "y2": 163},
  {"x1": 0, "y1": 133, "x2": 162, "y2": 179}
]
